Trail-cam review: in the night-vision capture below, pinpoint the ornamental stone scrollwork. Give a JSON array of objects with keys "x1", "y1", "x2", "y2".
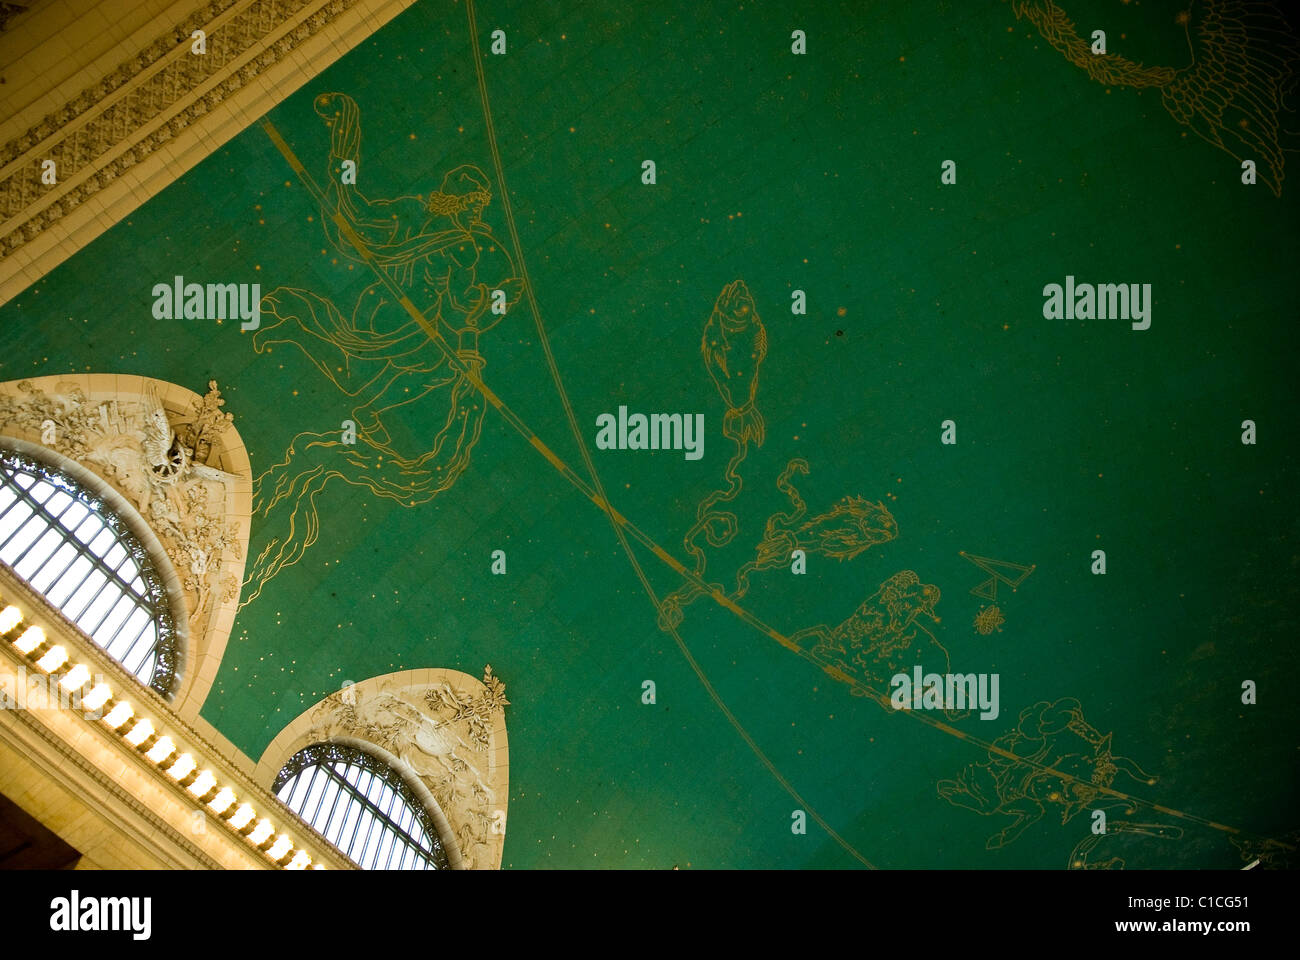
[
  {"x1": 0, "y1": 0, "x2": 367, "y2": 260},
  {"x1": 0, "y1": 374, "x2": 251, "y2": 710},
  {"x1": 262, "y1": 667, "x2": 511, "y2": 870}
]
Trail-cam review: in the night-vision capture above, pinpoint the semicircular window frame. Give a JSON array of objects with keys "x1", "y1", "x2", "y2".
[
  {"x1": 274, "y1": 742, "x2": 450, "y2": 870},
  {"x1": 0, "y1": 446, "x2": 180, "y2": 697}
]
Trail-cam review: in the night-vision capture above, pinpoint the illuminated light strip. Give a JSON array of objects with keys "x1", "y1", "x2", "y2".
[
  {"x1": 248, "y1": 820, "x2": 274, "y2": 846},
  {"x1": 35, "y1": 644, "x2": 68, "y2": 673},
  {"x1": 102, "y1": 701, "x2": 133, "y2": 730},
  {"x1": 13, "y1": 625, "x2": 44, "y2": 655},
  {"x1": 166, "y1": 752, "x2": 196, "y2": 782},
  {"x1": 146, "y1": 736, "x2": 176, "y2": 765},
  {"x1": 187, "y1": 770, "x2": 218, "y2": 798},
  {"x1": 0, "y1": 596, "x2": 328, "y2": 869},
  {"x1": 0, "y1": 605, "x2": 22, "y2": 633},
  {"x1": 123, "y1": 718, "x2": 154, "y2": 747},
  {"x1": 267, "y1": 835, "x2": 293, "y2": 861},
  {"x1": 59, "y1": 663, "x2": 90, "y2": 691},
  {"x1": 228, "y1": 804, "x2": 255, "y2": 831},
  {"x1": 81, "y1": 683, "x2": 111, "y2": 711}
]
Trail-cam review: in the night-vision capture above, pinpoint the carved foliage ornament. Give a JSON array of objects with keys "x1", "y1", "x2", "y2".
[
  {"x1": 0, "y1": 379, "x2": 243, "y2": 647},
  {"x1": 304, "y1": 667, "x2": 508, "y2": 869}
]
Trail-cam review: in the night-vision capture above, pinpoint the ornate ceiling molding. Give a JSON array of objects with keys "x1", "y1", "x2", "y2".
[
  {"x1": 0, "y1": 694, "x2": 226, "y2": 869},
  {"x1": 257, "y1": 668, "x2": 512, "y2": 870},
  {"x1": 0, "y1": 0, "x2": 419, "y2": 305},
  {"x1": 0, "y1": 373, "x2": 251, "y2": 717}
]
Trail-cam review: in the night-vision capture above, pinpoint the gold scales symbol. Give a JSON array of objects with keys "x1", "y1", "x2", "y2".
[{"x1": 960, "y1": 552, "x2": 1035, "y2": 635}]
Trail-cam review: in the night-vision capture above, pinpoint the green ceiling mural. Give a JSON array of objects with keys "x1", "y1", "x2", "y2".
[{"x1": 1, "y1": 0, "x2": 1296, "y2": 869}]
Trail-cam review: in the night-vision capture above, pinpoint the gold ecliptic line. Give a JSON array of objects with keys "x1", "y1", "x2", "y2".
[{"x1": 261, "y1": 113, "x2": 1266, "y2": 848}]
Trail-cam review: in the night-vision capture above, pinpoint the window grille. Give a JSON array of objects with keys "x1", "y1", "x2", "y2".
[
  {"x1": 0, "y1": 447, "x2": 179, "y2": 696},
  {"x1": 274, "y1": 742, "x2": 450, "y2": 870}
]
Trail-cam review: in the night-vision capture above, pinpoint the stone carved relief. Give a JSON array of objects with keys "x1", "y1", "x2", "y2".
[
  {"x1": 303, "y1": 667, "x2": 509, "y2": 869},
  {"x1": 0, "y1": 0, "x2": 365, "y2": 258},
  {"x1": 0, "y1": 378, "x2": 243, "y2": 630}
]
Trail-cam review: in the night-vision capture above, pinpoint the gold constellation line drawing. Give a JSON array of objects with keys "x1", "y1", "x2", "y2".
[
  {"x1": 658, "y1": 283, "x2": 898, "y2": 630},
  {"x1": 937, "y1": 696, "x2": 1158, "y2": 850},
  {"x1": 240, "y1": 92, "x2": 522, "y2": 609},
  {"x1": 658, "y1": 280, "x2": 767, "y2": 631},
  {"x1": 259, "y1": 115, "x2": 1274, "y2": 864},
  {"x1": 463, "y1": 0, "x2": 880, "y2": 866},
  {"x1": 961, "y1": 551, "x2": 1035, "y2": 601},
  {"x1": 258, "y1": 9, "x2": 1290, "y2": 859},
  {"x1": 1011, "y1": 0, "x2": 1300, "y2": 196}
]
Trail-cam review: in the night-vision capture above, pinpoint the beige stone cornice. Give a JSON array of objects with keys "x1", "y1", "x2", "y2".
[
  {"x1": 0, "y1": 0, "x2": 418, "y2": 306},
  {"x1": 0, "y1": 565, "x2": 357, "y2": 869}
]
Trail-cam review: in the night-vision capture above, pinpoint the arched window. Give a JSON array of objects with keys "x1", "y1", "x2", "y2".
[
  {"x1": 274, "y1": 743, "x2": 450, "y2": 870},
  {"x1": 0, "y1": 447, "x2": 179, "y2": 696}
]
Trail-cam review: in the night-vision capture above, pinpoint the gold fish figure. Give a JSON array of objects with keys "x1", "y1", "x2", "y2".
[
  {"x1": 732, "y1": 459, "x2": 898, "y2": 599},
  {"x1": 701, "y1": 279, "x2": 767, "y2": 446}
]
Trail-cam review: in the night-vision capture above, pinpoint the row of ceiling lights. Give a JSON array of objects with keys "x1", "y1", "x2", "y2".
[{"x1": 1, "y1": 601, "x2": 324, "y2": 869}]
